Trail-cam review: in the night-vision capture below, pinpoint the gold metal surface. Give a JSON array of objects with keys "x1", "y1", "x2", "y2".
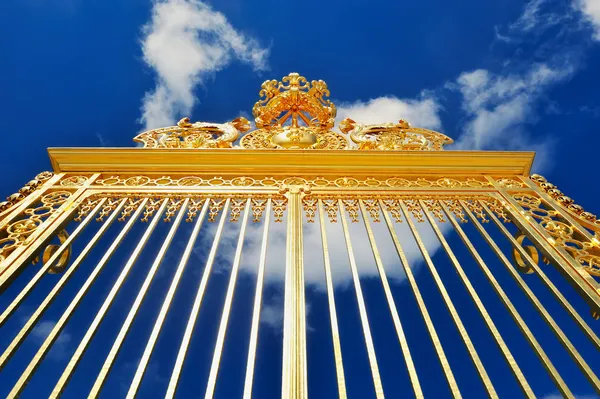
[
  {"x1": 243, "y1": 199, "x2": 272, "y2": 399},
  {"x1": 88, "y1": 198, "x2": 189, "y2": 398},
  {"x1": 481, "y1": 200, "x2": 600, "y2": 351},
  {"x1": 359, "y1": 200, "x2": 422, "y2": 398},
  {"x1": 339, "y1": 199, "x2": 385, "y2": 399},
  {"x1": 0, "y1": 198, "x2": 125, "y2": 372},
  {"x1": 3, "y1": 72, "x2": 600, "y2": 398},
  {"x1": 460, "y1": 200, "x2": 600, "y2": 394},
  {"x1": 51, "y1": 199, "x2": 170, "y2": 397},
  {"x1": 339, "y1": 118, "x2": 453, "y2": 151},
  {"x1": 165, "y1": 198, "x2": 231, "y2": 399},
  {"x1": 317, "y1": 200, "x2": 347, "y2": 399},
  {"x1": 402, "y1": 200, "x2": 494, "y2": 397},
  {"x1": 205, "y1": 198, "x2": 251, "y2": 398},
  {"x1": 282, "y1": 187, "x2": 308, "y2": 399},
  {"x1": 422, "y1": 199, "x2": 533, "y2": 398},
  {"x1": 380, "y1": 202, "x2": 461, "y2": 398},
  {"x1": 448, "y1": 201, "x2": 573, "y2": 398},
  {"x1": 7, "y1": 198, "x2": 147, "y2": 398},
  {"x1": 127, "y1": 199, "x2": 211, "y2": 398}
]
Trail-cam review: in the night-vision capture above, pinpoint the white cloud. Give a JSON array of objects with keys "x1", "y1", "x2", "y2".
[
  {"x1": 451, "y1": 62, "x2": 574, "y2": 170},
  {"x1": 575, "y1": 0, "x2": 600, "y2": 40},
  {"x1": 30, "y1": 320, "x2": 72, "y2": 361},
  {"x1": 335, "y1": 95, "x2": 442, "y2": 131},
  {"x1": 206, "y1": 208, "x2": 450, "y2": 291},
  {"x1": 509, "y1": 0, "x2": 562, "y2": 33},
  {"x1": 140, "y1": 0, "x2": 268, "y2": 130}
]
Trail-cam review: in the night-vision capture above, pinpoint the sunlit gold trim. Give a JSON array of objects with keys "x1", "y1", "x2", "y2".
[
  {"x1": 127, "y1": 199, "x2": 211, "y2": 398},
  {"x1": 447, "y1": 201, "x2": 573, "y2": 398},
  {"x1": 88, "y1": 198, "x2": 190, "y2": 398},
  {"x1": 423, "y1": 200, "x2": 532, "y2": 397},
  {"x1": 480, "y1": 200, "x2": 600, "y2": 351},
  {"x1": 243, "y1": 199, "x2": 272, "y2": 399},
  {"x1": 165, "y1": 199, "x2": 231, "y2": 399},
  {"x1": 205, "y1": 198, "x2": 251, "y2": 398},
  {"x1": 460, "y1": 200, "x2": 600, "y2": 394},
  {"x1": 360, "y1": 200, "x2": 422, "y2": 398},
  {"x1": 339, "y1": 199, "x2": 385, "y2": 399},
  {"x1": 401, "y1": 200, "x2": 494, "y2": 397},
  {"x1": 317, "y1": 200, "x2": 347, "y2": 399},
  {"x1": 7, "y1": 198, "x2": 147, "y2": 399},
  {"x1": 380, "y1": 203, "x2": 461, "y2": 398}
]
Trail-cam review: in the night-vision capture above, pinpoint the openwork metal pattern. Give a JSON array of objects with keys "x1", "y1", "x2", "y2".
[{"x1": 1, "y1": 73, "x2": 599, "y2": 399}]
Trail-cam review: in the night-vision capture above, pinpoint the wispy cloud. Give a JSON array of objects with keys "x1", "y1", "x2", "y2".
[
  {"x1": 30, "y1": 320, "x2": 72, "y2": 361},
  {"x1": 139, "y1": 0, "x2": 269, "y2": 130},
  {"x1": 450, "y1": 0, "x2": 590, "y2": 171},
  {"x1": 451, "y1": 62, "x2": 573, "y2": 159}
]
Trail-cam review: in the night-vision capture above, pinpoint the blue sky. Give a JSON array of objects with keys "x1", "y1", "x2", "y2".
[{"x1": 2, "y1": 0, "x2": 600, "y2": 398}]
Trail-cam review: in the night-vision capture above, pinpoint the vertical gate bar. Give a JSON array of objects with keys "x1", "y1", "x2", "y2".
[
  {"x1": 127, "y1": 198, "x2": 210, "y2": 398},
  {"x1": 460, "y1": 200, "x2": 600, "y2": 394},
  {"x1": 338, "y1": 199, "x2": 385, "y2": 399},
  {"x1": 480, "y1": 200, "x2": 600, "y2": 351},
  {"x1": 205, "y1": 198, "x2": 252, "y2": 398},
  {"x1": 7, "y1": 197, "x2": 148, "y2": 399},
  {"x1": 0, "y1": 198, "x2": 107, "y2": 327},
  {"x1": 88, "y1": 198, "x2": 190, "y2": 398},
  {"x1": 498, "y1": 192, "x2": 600, "y2": 311},
  {"x1": 422, "y1": 200, "x2": 534, "y2": 398},
  {"x1": 400, "y1": 200, "x2": 494, "y2": 397},
  {"x1": 165, "y1": 198, "x2": 231, "y2": 399},
  {"x1": 51, "y1": 199, "x2": 170, "y2": 397},
  {"x1": 282, "y1": 188, "x2": 308, "y2": 399},
  {"x1": 380, "y1": 201, "x2": 461, "y2": 399},
  {"x1": 316, "y1": 199, "x2": 347, "y2": 399},
  {"x1": 243, "y1": 199, "x2": 272, "y2": 399},
  {"x1": 442, "y1": 200, "x2": 573, "y2": 398},
  {"x1": 358, "y1": 200, "x2": 422, "y2": 398},
  {"x1": 0, "y1": 198, "x2": 126, "y2": 371}
]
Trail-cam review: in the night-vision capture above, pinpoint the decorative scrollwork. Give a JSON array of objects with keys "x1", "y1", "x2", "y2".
[
  {"x1": 303, "y1": 198, "x2": 317, "y2": 223},
  {"x1": 381, "y1": 199, "x2": 402, "y2": 223},
  {"x1": 422, "y1": 199, "x2": 445, "y2": 222},
  {"x1": 341, "y1": 199, "x2": 359, "y2": 222},
  {"x1": 60, "y1": 175, "x2": 88, "y2": 187},
  {"x1": 0, "y1": 190, "x2": 71, "y2": 263},
  {"x1": 339, "y1": 118, "x2": 453, "y2": 151},
  {"x1": 208, "y1": 199, "x2": 226, "y2": 222},
  {"x1": 133, "y1": 117, "x2": 250, "y2": 149},
  {"x1": 512, "y1": 232, "x2": 540, "y2": 274},
  {"x1": 91, "y1": 174, "x2": 493, "y2": 190},
  {"x1": 230, "y1": 199, "x2": 247, "y2": 222},
  {"x1": 0, "y1": 171, "x2": 52, "y2": 217},
  {"x1": 119, "y1": 198, "x2": 145, "y2": 222},
  {"x1": 164, "y1": 198, "x2": 184, "y2": 222},
  {"x1": 442, "y1": 199, "x2": 468, "y2": 223},
  {"x1": 272, "y1": 198, "x2": 287, "y2": 223},
  {"x1": 512, "y1": 191, "x2": 600, "y2": 278},
  {"x1": 363, "y1": 199, "x2": 381, "y2": 222},
  {"x1": 38, "y1": 230, "x2": 71, "y2": 274},
  {"x1": 530, "y1": 174, "x2": 600, "y2": 236},
  {"x1": 251, "y1": 199, "x2": 267, "y2": 223}
]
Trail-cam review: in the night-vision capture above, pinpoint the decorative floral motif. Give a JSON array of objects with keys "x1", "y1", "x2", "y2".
[
  {"x1": 0, "y1": 172, "x2": 53, "y2": 217},
  {"x1": 512, "y1": 192, "x2": 600, "y2": 277},
  {"x1": 91, "y1": 174, "x2": 494, "y2": 190},
  {"x1": 60, "y1": 176, "x2": 88, "y2": 187},
  {"x1": 0, "y1": 191, "x2": 71, "y2": 263}
]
